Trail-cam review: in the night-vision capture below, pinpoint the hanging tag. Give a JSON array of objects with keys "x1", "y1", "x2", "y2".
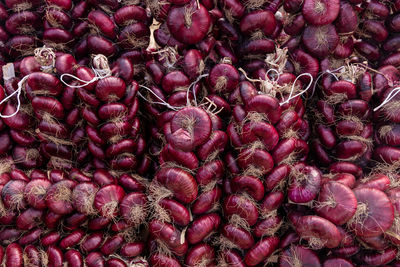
[{"x1": 2, "y1": 63, "x2": 15, "y2": 81}]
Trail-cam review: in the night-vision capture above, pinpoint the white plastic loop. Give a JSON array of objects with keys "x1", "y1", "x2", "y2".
[
  {"x1": 265, "y1": 68, "x2": 280, "y2": 82},
  {"x1": 0, "y1": 75, "x2": 29, "y2": 118},
  {"x1": 60, "y1": 54, "x2": 111, "y2": 88},
  {"x1": 186, "y1": 73, "x2": 209, "y2": 106},
  {"x1": 310, "y1": 66, "x2": 344, "y2": 98},
  {"x1": 137, "y1": 84, "x2": 182, "y2": 111},
  {"x1": 374, "y1": 87, "x2": 400, "y2": 112},
  {"x1": 279, "y1": 73, "x2": 314, "y2": 106}
]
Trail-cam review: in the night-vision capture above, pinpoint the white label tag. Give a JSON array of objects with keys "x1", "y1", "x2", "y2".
[{"x1": 2, "y1": 63, "x2": 15, "y2": 81}]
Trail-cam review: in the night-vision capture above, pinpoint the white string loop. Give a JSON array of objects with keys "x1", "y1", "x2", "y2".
[
  {"x1": 265, "y1": 68, "x2": 280, "y2": 81},
  {"x1": 60, "y1": 54, "x2": 111, "y2": 88},
  {"x1": 0, "y1": 75, "x2": 29, "y2": 118},
  {"x1": 374, "y1": 87, "x2": 400, "y2": 112},
  {"x1": 279, "y1": 73, "x2": 314, "y2": 106},
  {"x1": 0, "y1": 46, "x2": 56, "y2": 119},
  {"x1": 309, "y1": 66, "x2": 344, "y2": 98},
  {"x1": 137, "y1": 84, "x2": 182, "y2": 111},
  {"x1": 186, "y1": 73, "x2": 209, "y2": 106}
]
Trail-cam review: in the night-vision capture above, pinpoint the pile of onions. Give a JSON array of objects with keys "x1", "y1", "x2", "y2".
[
  {"x1": 310, "y1": 63, "x2": 373, "y2": 174},
  {"x1": 2, "y1": 0, "x2": 400, "y2": 266},
  {"x1": 143, "y1": 42, "x2": 230, "y2": 265},
  {"x1": 216, "y1": 51, "x2": 317, "y2": 264},
  {"x1": 43, "y1": 0, "x2": 75, "y2": 52},
  {"x1": 2, "y1": 0, "x2": 41, "y2": 61},
  {"x1": 282, "y1": 0, "x2": 357, "y2": 61},
  {"x1": 0, "y1": 165, "x2": 149, "y2": 266}
]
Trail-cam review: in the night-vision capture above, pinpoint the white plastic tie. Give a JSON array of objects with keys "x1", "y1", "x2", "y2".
[
  {"x1": 310, "y1": 66, "x2": 345, "y2": 98},
  {"x1": 60, "y1": 54, "x2": 111, "y2": 88},
  {"x1": 374, "y1": 86, "x2": 400, "y2": 112},
  {"x1": 137, "y1": 84, "x2": 182, "y2": 111},
  {"x1": 279, "y1": 73, "x2": 314, "y2": 106},
  {"x1": 0, "y1": 75, "x2": 29, "y2": 118},
  {"x1": 265, "y1": 68, "x2": 280, "y2": 82},
  {"x1": 186, "y1": 73, "x2": 209, "y2": 106}
]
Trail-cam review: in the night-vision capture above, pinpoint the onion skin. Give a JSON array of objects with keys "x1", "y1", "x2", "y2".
[
  {"x1": 46, "y1": 180, "x2": 77, "y2": 215},
  {"x1": 231, "y1": 175, "x2": 264, "y2": 201},
  {"x1": 223, "y1": 194, "x2": 259, "y2": 226},
  {"x1": 186, "y1": 213, "x2": 220, "y2": 244},
  {"x1": 279, "y1": 232, "x2": 300, "y2": 248},
  {"x1": 85, "y1": 252, "x2": 105, "y2": 267},
  {"x1": 16, "y1": 208, "x2": 43, "y2": 230},
  {"x1": 100, "y1": 235, "x2": 124, "y2": 256},
  {"x1": 106, "y1": 258, "x2": 127, "y2": 267},
  {"x1": 185, "y1": 243, "x2": 215, "y2": 267},
  {"x1": 149, "y1": 253, "x2": 181, "y2": 267},
  {"x1": 149, "y1": 220, "x2": 188, "y2": 256},
  {"x1": 359, "y1": 247, "x2": 397, "y2": 266},
  {"x1": 120, "y1": 192, "x2": 147, "y2": 226},
  {"x1": 120, "y1": 242, "x2": 145, "y2": 258},
  {"x1": 47, "y1": 246, "x2": 63, "y2": 266},
  {"x1": 302, "y1": 24, "x2": 339, "y2": 59},
  {"x1": 0, "y1": 228, "x2": 21, "y2": 245},
  {"x1": 41, "y1": 232, "x2": 61, "y2": 247},
  {"x1": 192, "y1": 187, "x2": 222, "y2": 215},
  {"x1": 60, "y1": 230, "x2": 84, "y2": 250},
  {"x1": 323, "y1": 258, "x2": 354, "y2": 267},
  {"x1": 221, "y1": 224, "x2": 254, "y2": 250},
  {"x1": 2, "y1": 180, "x2": 27, "y2": 210},
  {"x1": 302, "y1": 0, "x2": 340, "y2": 25},
  {"x1": 168, "y1": 107, "x2": 212, "y2": 151},
  {"x1": 167, "y1": 3, "x2": 211, "y2": 45},
  {"x1": 355, "y1": 174, "x2": 390, "y2": 192},
  {"x1": 24, "y1": 245, "x2": 40, "y2": 267},
  {"x1": 348, "y1": 188, "x2": 394, "y2": 237},
  {"x1": 19, "y1": 228, "x2": 42, "y2": 246},
  {"x1": 240, "y1": 10, "x2": 276, "y2": 36},
  {"x1": 88, "y1": 10, "x2": 116, "y2": 39},
  {"x1": 296, "y1": 215, "x2": 341, "y2": 248},
  {"x1": 316, "y1": 182, "x2": 357, "y2": 225},
  {"x1": 196, "y1": 160, "x2": 223, "y2": 186},
  {"x1": 155, "y1": 167, "x2": 198, "y2": 204},
  {"x1": 94, "y1": 185, "x2": 125, "y2": 219},
  {"x1": 244, "y1": 237, "x2": 279, "y2": 266},
  {"x1": 5, "y1": 243, "x2": 23, "y2": 267},
  {"x1": 158, "y1": 198, "x2": 190, "y2": 226},
  {"x1": 280, "y1": 245, "x2": 321, "y2": 267},
  {"x1": 288, "y1": 164, "x2": 321, "y2": 203},
  {"x1": 81, "y1": 233, "x2": 103, "y2": 253},
  {"x1": 65, "y1": 213, "x2": 87, "y2": 230},
  {"x1": 65, "y1": 249, "x2": 83, "y2": 267}
]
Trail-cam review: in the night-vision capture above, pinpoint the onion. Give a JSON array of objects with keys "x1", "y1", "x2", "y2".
[
  {"x1": 166, "y1": 2, "x2": 211, "y2": 44},
  {"x1": 315, "y1": 181, "x2": 357, "y2": 225},
  {"x1": 46, "y1": 180, "x2": 76, "y2": 215},
  {"x1": 245, "y1": 237, "x2": 280, "y2": 266},
  {"x1": 187, "y1": 213, "x2": 220, "y2": 244},
  {"x1": 348, "y1": 187, "x2": 394, "y2": 237},
  {"x1": 94, "y1": 184, "x2": 125, "y2": 219},
  {"x1": 24, "y1": 179, "x2": 51, "y2": 210},
  {"x1": 295, "y1": 215, "x2": 342, "y2": 249},
  {"x1": 5, "y1": 243, "x2": 23, "y2": 267},
  {"x1": 185, "y1": 243, "x2": 215, "y2": 267},
  {"x1": 280, "y1": 245, "x2": 321, "y2": 266},
  {"x1": 302, "y1": 0, "x2": 340, "y2": 25}
]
